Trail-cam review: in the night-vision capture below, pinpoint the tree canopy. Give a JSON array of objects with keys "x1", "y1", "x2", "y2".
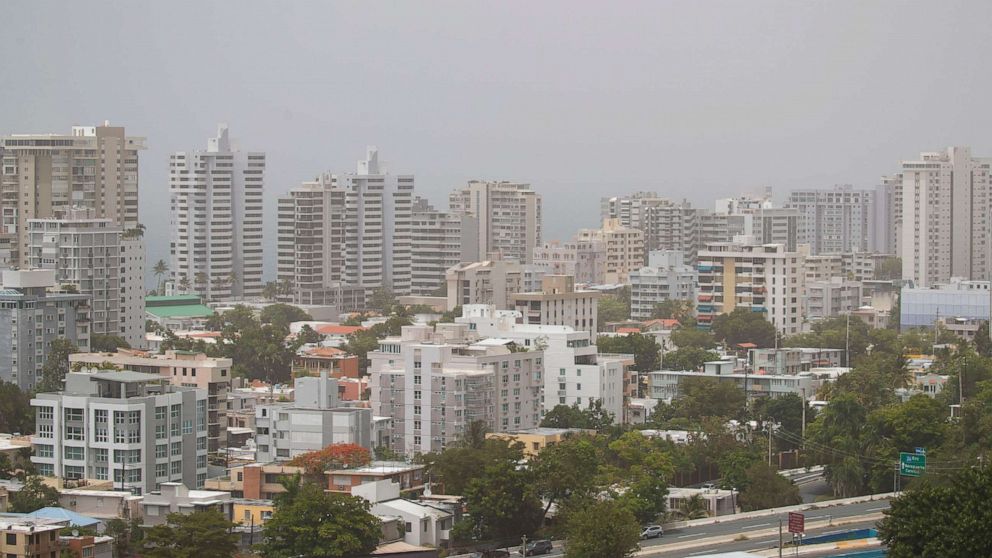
[
  {"x1": 540, "y1": 401, "x2": 614, "y2": 431},
  {"x1": 597, "y1": 333, "x2": 660, "y2": 372},
  {"x1": 598, "y1": 295, "x2": 630, "y2": 327},
  {"x1": 260, "y1": 477, "x2": 381, "y2": 558},
  {"x1": 650, "y1": 299, "x2": 694, "y2": 322},
  {"x1": 287, "y1": 443, "x2": 371, "y2": 477},
  {"x1": 563, "y1": 499, "x2": 641, "y2": 558},
  {"x1": 141, "y1": 509, "x2": 238, "y2": 558},
  {"x1": 711, "y1": 308, "x2": 777, "y2": 348},
  {"x1": 9, "y1": 475, "x2": 59, "y2": 512},
  {"x1": 879, "y1": 467, "x2": 992, "y2": 557},
  {"x1": 0, "y1": 382, "x2": 33, "y2": 434},
  {"x1": 260, "y1": 303, "x2": 312, "y2": 331},
  {"x1": 37, "y1": 338, "x2": 79, "y2": 393}
]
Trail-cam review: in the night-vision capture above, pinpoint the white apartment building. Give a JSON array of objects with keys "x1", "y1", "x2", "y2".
[
  {"x1": 647, "y1": 368, "x2": 814, "y2": 402},
  {"x1": 170, "y1": 125, "x2": 264, "y2": 302},
  {"x1": 27, "y1": 214, "x2": 145, "y2": 347},
  {"x1": 0, "y1": 269, "x2": 91, "y2": 391},
  {"x1": 31, "y1": 371, "x2": 208, "y2": 495},
  {"x1": 803, "y1": 252, "x2": 890, "y2": 284},
  {"x1": 1, "y1": 123, "x2": 145, "y2": 267},
  {"x1": 69, "y1": 350, "x2": 232, "y2": 454},
  {"x1": 786, "y1": 185, "x2": 874, "y2": 255},
  {"x1": 410, "y1": 197, "x2": 477, "y2": 296},
  {"x1": 369, "y1": 323, "x2": 543, "y2": 455},
  {"x1": 276, "y1": 173, "x2": 347, "y2": 304},
  {"x1": 896, "y1": 147, "x2": 992, "y2": 287},
  {"x1": 696, "y1": 238, "x2": 805, "y2": 336},
  {"x1": 457, "y1": 305, "x2": 628, "y2": 421},
  {"x1": 446, "y1": 258, "x2": 524, "y2": 310},
  {"x1": 575, "y1": 219, "x2": 644, "y2": 284},
  {"x1": 629, "y1": 250, "x2": 697, "y2": 320},
  {"x1": 255, "y1": 373, "x2": 373, "y2": 462},
  {"x1": 450, "y1": 180, "x2": 542, "y2": 264},
  {"x1": 511, "y1": 275, "x2": 600, "y2": 335},
  {"x1": 601, "y1": 194, "x2": 698, "y2": 265},
  {"x1": 532, "y1": 239, "x2": 603, "y2": 285},
  {"x1": 340, "y1": 147, "x2": 414, "y2": 296},
  {"x1": 805, "y1": 277, "x2": 863, "y2": 323}
]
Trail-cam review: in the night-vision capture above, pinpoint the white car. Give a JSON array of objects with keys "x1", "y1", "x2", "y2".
[{"x1": 641, "y1": 525, "x2": 664, "y2": 539}]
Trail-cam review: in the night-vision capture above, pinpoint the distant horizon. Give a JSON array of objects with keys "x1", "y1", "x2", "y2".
[{"x1": 4, "y1": 1, "x2": 991, "y2": 285}]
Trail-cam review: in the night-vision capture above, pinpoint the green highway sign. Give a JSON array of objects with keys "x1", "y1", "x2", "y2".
[{"x1": 900, "y1": 452, "x2": 926, "y2": 477}]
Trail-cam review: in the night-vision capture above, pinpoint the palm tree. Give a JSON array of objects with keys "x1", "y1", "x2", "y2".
[
  {"x1": 194, "y1": 272, "x2": 208, "y2": 296},
  {"x1": 278, "y1": 278, "x2": 293, "y2": 297},
  {"x1": 677, "y1": 494, "x2": 710, "y2": 520},
  {"x1": 226, "y1": 271, "x2": 239, "y2": 295},
  {"x1": 262, "y1": 281, "x2": 279, "y2": 301},
  {"x1": 178, "y1": 275, "x2": 191, "y2": 293},
  {"x1": 152, "y1": 260, "x2": 169, "y2": 293},
  {"x1": 455, "y1": 420, "x2": 489, "y2": 449}
]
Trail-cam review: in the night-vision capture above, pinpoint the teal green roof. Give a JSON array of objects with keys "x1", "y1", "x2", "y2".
[{"x1": 146, "y1": 304, "x2": 214, "y2": 319}]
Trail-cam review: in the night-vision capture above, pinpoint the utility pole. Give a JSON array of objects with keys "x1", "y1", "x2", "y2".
[
  {"x1": 778, "y1": 519, "x2": 783, "y2": 558},
  {"x1": 801, "y1": 388, "x2": 806, "y2": 451},
  {"x1": 768, "y1": 420, "x2": 773, "y2": 467},
  {"x1": 845, "y1": 312, "x2": 850, "y2": 367}
]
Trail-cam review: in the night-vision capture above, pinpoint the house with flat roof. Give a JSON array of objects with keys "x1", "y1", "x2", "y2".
[{"x1": 145, "y1": 294, "x2": 215, "y2": 330}]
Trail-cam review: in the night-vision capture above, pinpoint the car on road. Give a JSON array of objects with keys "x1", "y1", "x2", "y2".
[
  {"x1": 641, "y1": 525, "x2": 664, "y2": 539},
  {"x1": 524, "y1": 539, "x2": 554, "y2": 555}
]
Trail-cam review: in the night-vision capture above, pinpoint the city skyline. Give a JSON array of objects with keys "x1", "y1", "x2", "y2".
[{"x1": 4, "y1": 2, "x2": 992, "y2": 280}]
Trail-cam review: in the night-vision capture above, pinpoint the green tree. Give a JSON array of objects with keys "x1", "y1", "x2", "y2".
[
  {"x1": 296, "y1": 324, "x2": 323, "y2": 345},
  {"x1": 105, "y1": 517, "x2": 144, "y2": 558},
  {"x1": 260, "y1": 478, "x2": 381, "y2": 558},
  {"x1": 90, "y1": 334, "x2": 131, "y2": 353},
  {"x1": 737, "y1": 462, "x2": 801, "y2": 511},
  {"x1": 712, "y1": 308, "x2": 777, "y2": 348},
  {"x1": 260, "y1": 303, "x2": 312, "y2": 331},
  {"x1": 539, "y1": 401, "x2": 614, "y2": 430},
  {"x1": 428, "y1": 438, "x2": 525, "y2": 495},
  {"x1": 674, "y1": 493, "x2": 710, "y2": 519},
  {"x1": 563, "y1": 499, "x2": 641, "y2": 558},
  {"x1": 37, "y1": 338, "x2": 79, "y2": 393},
  {"x1": 152, "y1": 259, "x2": 169, "y2": 293},
  {"x1": 783, "y1": 316, "x2": 873, "y2": 366},
  {"x1": 597, "y1": 333, "x2": 660, "y2": 371},
  {"x1": 462, "y1": 459, "x2": 544, "y2": 541},
  {"x1": 598, "y1": 295, "x2": 630, "y2": 327},
  {"x1": 262, "y1": 281, "x2": 280, "y2": 301},
  {"x1": 878, "y1": 467, "x2": 992, "y2": 557},
  {"x1": 532, "y1": 435, "x2": 600, "y2": 520},
  {"x1": 975, "y1": 321, "x2": 992, "y2": 357},
  {"x1": 672, "y1": 377, "x2": 745, "y2": 420},
  {"x1": 804, "y1": 393, "x2": 870, "y2": 497},
  {"x1": 874, "y1": 256, "x2": 902, "y2": 280},
  {"x1": 751, "y1": 393, "x2": 812, "y2": 443},
  {"x1": 9, "y1": 475, "x2": 59, "y2": 512},
  {"x1": 650, "y1": 299, "x2": 694, "y2": 322},
  {"x1": 368, "y1": 287, "x2": 397, "y2": 312},
  {"x1": 341, "y1": 329, "x2": 381, "y2": 376},
  {"x1": 0, "y1": 382, "x2": 33, "y2": 434},
  {"x1": 141, "y1": 509, "x2": 238, "y2": 558},
  {"x1": 663, "y1": 347, "x2": 719, "y2": 371},
  {"x1": 670, "y1": 327, "x2": 717, "y2": 350}
]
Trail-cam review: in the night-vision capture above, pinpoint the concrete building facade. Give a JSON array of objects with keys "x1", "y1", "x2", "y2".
[
  {"x1": 445, "y1": 258, "x2": 524, "y2": 310},
  {"x1": 69, "y1": 350, "x2": 232, "y2": 454},
  {"x1": 31, "y1": 371, "x2": 208, "y2": 494},
  {"x1": 696, "y1": 239, "x2": 805, "y2": 336},
  {"x1": 0, "y1": 123, "x2": 145, "y2": 267},
  {"x1": 897, "y1": 147, "x2": 992, "y2": 287},
  {"x1": 575, "y1": 219, "x2": 644, "y2": 283},
  {"x1": 511, "y1": 275, "x2": 600, "y2": 335},
  {"x1": 629, "y1": 250, "x2": 697, "y2": 320},
  {"x1": 450, "y1": 180, "x2": 542, "y2": 264},
  {"x1": 0, "y1": 269, "x2": 90, "y2": 391},
  {"x1": 786, "y1": 185, "x2": 874, "y2": 255},
  {"x1": 170, "y1": 125, "x2": 265, "y2": 301},
  {"x1": 27, "y1": 214, "x2": 145, "y2": 347}
]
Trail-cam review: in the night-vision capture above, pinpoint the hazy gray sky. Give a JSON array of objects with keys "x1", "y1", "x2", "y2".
[{"x1": 4, "y1": 1, "x2": 992, "y2": 278}]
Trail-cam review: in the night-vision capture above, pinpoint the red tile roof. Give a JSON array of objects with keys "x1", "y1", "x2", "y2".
[{"x1": 316, "y1": 324, "x2": 366, "y2": 335}]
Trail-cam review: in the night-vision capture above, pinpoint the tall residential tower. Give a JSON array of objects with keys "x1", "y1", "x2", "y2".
[{"x1": 170, "y1": 125, "x2": 264, "y2": 301}]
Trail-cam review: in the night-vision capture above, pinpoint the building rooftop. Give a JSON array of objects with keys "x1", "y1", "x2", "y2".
[
  {"x1": 25, "y1": 507, "x2": 102, "y2": 528},
  {"x1": 339, "y1": 461, "x2": 422, "y2": 475},
  {"x1": 146, "y1": 303, "x2": 215, "y2": 319},
  {"x1": 90, "y1": 370, "x2": 165, "y2": 383}
]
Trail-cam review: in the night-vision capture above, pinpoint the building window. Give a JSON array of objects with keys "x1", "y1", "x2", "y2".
[
  {"x1": 93, "y1": 448, "x2": 108, "y2": 462},
  {"x1": 36, "y1": 444, "x2": 53, "y2": 458},
  {"x1": 95, "y1": 426, "x2": 108, "y2": 443},
  {"x1": 155, "y1": 406, "x2": 167, "y2": 420},
  {"x1": 65, "y1": 446, "x2": 84, "y2": 461},
  {"x1": 156, "y1": 463, "x2": 168, "y2": 478},
  {"x1": 38, "y1": 406, "x2": 53, "y2": 420},
  {"x1": 64, "y1": 408, "x2": 83, "y2": 422},
  {"x1": 66, "y1": 426, "x2": 84, "y2": 440},
  {"x1": 183, "y1": 420, "x2": 193, "y2": 434},
  {"x1": 156, "y1": 424, "x2": 166, "y2": 440},
  {"x1": 128, "y1": 410, "x2": 141, "y2": 424},
  {"x1": 171, "y1": 442, "x2": 182, "y2": 456},
  {"x1": 171, "y1": 460, "x2": 182, "y2": 475},
  {"x1": 156, "y1": 444, "x2": 167, "y2": 459},
  {"x1": 94, "y1": 409, "x2": 108, "y2": 423},
  {"x1": 38, "y1": 424, "x2": 53, "y2": 438}
]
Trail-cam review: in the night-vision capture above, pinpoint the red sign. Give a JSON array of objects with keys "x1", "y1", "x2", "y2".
[{"x1": 788, "y1": 512, "x2": 805, "y2": 534}]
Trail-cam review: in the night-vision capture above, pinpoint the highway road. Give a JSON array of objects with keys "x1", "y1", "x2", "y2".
[{"x1": 461, "y1": 497, "x2": 891, "y2": 558}]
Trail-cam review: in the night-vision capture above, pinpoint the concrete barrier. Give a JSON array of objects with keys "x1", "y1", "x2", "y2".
[{"x1": 661, "y1": 492, "x2": 896, "y2": 530}]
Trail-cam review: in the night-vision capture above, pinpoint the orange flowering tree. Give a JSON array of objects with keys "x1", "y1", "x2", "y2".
[{"x1": 287, "y1": 443, "x2": 372, "y2": 476}]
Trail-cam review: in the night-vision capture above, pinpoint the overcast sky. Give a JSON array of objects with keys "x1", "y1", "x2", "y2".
[{"x1": 4, "y1": 1, "x2": 992, "y2": 280}]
